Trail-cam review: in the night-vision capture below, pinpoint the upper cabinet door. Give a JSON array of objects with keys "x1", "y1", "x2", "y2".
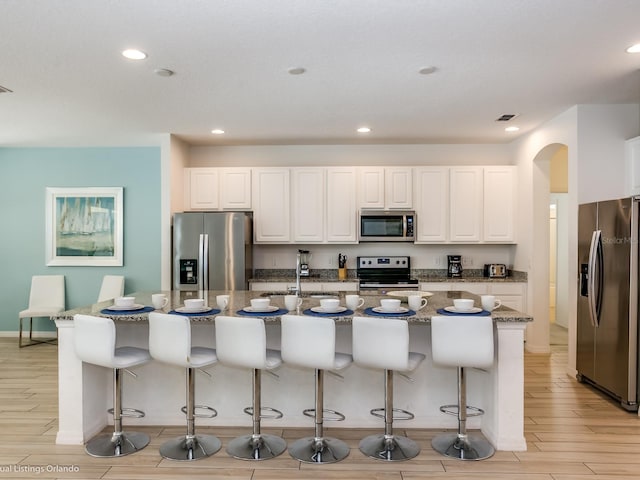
[
  {"x1": 220, "y1": 168, "x2": 252, "y2": 210},
  {"x1": 292, "y1": 168, "x2": 325, "y2": 243},
  {"x1": 252, "y1": 168, "x2": 291, "y2": 243},
  {"x1": 188, "y1": 168, "x2": 219, "y2": 210},
  {"x1": 450, "y1": 166, "x2": 483, "y2": 242},
  {"x1": 358, "y1": 167, "x2": 385, "y2": 208},
  {"x1": 414, "y1": 167, "x2": 449, "y2": 242},
  {"x1": 326, "y1": 167, "x2": 357, "y2": 242},
  {"x1": 385, "y1": 167, "x2": 413, "y2": 209},
  {"x1": 483, "y1": 166, "x2": 516, "y2": 242}
]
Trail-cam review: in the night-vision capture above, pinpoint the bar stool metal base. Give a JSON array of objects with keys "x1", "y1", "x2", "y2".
[
  {"x1": 159, "y1": 434, "x2": 222, "y2": 461},
  {"x1": 85, "y1": 431, "x2": 150, "y2": 458},
  {"x1": 227, "y1": 433, "x2": 287, "y2": 460},
  {"x1": 431, "y1": 432, "x2": 495, "y2": 461},
  {"x1": 359, "y1": 433, "x2": 420, "y2": 461},
  {"x1": 288, "y1": 436, "x2": 350, "y2": 464}
]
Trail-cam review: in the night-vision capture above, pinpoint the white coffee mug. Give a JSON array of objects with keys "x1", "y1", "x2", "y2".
[
  {"x1": 114, "y1": 296, "x2": 135, "y2": 308},
  {"x1": 380, "y1": 298, "x2": 401, "y2": 312},
  {"x1": 407, "y1": 295, "x2": 427, "y2": 311},
  {"x1": 345, "y1": 294, "x2": 365, "y2": 311},
  {"x1": 151, "y1": 293, "x2": 168, "y2": 310},
  {"x1": 481, "y1": 295, "x2": 502, "y2": 312},
  {"x1": 453, "y1": 298, "x2": 474, "y2": 312},
  {"x1": 184, "y1": 298, "x2": 205, "y2": 310},
  {"x1": 284, "y1": 294, "x2": 303, "y2": 311},
  {"x1": 250, "y1": 298, "x2": 271, "y2": 311},
  {"x1": 216, "y1": 294, "x2": 230, "y2": 311},
  {"x1": 320, "y1": 298, "x2": 340, "y2": 312}
]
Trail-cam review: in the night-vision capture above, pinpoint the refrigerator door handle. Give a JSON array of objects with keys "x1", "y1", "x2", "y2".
[
  {"x1": 198, "y1": 234, "x2": 209, "y2": 291},
  {"x1": 587, "y1": 229, "x2": 603, "y2": 327}
]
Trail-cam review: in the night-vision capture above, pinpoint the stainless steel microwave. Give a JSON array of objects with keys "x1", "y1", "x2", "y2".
[{"x1": 358, "y1": 210, "x2": 415, "y2": 242}]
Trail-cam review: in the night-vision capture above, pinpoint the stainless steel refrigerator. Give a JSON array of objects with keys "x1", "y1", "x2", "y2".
[
  {"x1": 172, "y1": 212, "x2": 253, "y2": 291},
  {"x1": 577, "y1": 196, "x2": 639, "y2": 411}
]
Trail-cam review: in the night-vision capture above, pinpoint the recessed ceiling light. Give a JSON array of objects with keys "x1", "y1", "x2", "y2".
[
  {"x1": 211, "y1": 129, "x2": 225, "y2": 135},
  {"x1": 122, "y1": 49, "x2": 147, "y2": 60},
  {"x1": 418, "y1": 66, "x2": 437, "y2": 75},
  {"x1": 505, "y1": 126, "x2": 520, "y2": 132},
  {"x1": 357, "y1": 127, "x2": 371, "y2": 133},
  {"x1": 287, "y1": 67, "x2": 306, "y2": 75},
  {"x1": 626, "y1": 44, "x2": 640, "y2": 53}
]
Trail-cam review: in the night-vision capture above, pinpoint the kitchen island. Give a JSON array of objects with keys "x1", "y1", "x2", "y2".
[{"x1": 53, "y1": 290, "x2": 531, "y2": 451}]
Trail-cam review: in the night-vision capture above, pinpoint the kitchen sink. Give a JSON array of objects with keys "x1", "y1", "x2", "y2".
[{"x1": 259, "y1": 291, "x2": 339, "y2": 299}]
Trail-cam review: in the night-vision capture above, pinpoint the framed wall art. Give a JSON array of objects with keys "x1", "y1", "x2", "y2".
[{"x1": 45, "y1": 187, "x2": 123, "y2": 266}]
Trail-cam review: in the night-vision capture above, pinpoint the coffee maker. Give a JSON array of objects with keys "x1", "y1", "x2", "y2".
[
  {"x1": 298, "y1": 249, "x2": 311, "y2": 277},
  {"x1": 447, "y1": 255, "x2": 462, "y2": 278}
]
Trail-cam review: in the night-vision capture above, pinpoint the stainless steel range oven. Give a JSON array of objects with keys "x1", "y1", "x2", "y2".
[{"x1": 357, "y1": 255, "x2": 418, "y2": 291}]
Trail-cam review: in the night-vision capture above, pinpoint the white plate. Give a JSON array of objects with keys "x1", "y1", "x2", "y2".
[
  {"x1": 372, "y1": 306, "x2": 410, "y2": 314},
  {"x1": 243, "y1": 305, "x2": 279, "y2": 313},
  {"x1": 175, "y1": 306, "x2": 213, "y2": 314},
  {"x1": 386, "y1": 290, "x2": 434, "y2": 299},
  {"x1": 310, "y1": 306, "x2": 347, "y2": 314},
  {"x1": 444, "y1": 306, "x2": 483, "y2": 314},
  {"x1": 108, "y1": 304, "x2": 145, "y2": 311}
]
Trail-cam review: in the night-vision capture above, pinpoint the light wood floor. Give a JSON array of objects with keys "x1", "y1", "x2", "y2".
[{"x1": 2, "y1": 339, "x2": 640, "y2": 479}]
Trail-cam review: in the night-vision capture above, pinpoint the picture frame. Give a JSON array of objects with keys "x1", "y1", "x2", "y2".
[{"x1": 45, "y1": 187, "x2": 123, "y2": 266}]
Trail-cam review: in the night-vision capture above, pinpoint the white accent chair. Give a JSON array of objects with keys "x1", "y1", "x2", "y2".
[
  {"x1": 430, "y1": 315, "x2": 495, "y2": 460},
  {"x1": 214, "y1": 315, "x2": 286, "y2": 460},
  {"x1": 352, "y1": 316, "x2": 425, "y2": 461},
  {"x1": 19, "y1": 275, "x2": 65, "y2": 348},
  {"x1": 97, "y1": 275, "x2": 125, "y2": 303},
  {"x1": 148, "y1": 312, "x2": 221, "y2": 461},
  {"x1": 280, "y1": 314, "x2": 352, "y2": 464},
  {"x1": 74, "y1": 314, "x2": 151, "y2": 457}
]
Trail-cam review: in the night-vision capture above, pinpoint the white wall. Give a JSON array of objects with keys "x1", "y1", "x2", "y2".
[
  {"x1": 189, "y1": 143, "x2": 513, "y2": 167},
  {"x1": 551, "y1": 193, "x2": 569, "y2": 328}
]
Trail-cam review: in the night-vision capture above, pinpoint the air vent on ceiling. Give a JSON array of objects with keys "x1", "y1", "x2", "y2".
[
  {"x1": 0, "y1": 85, "x2": 13, "y2": 94},
  {"x1": 496, "y1": 114, "x2": 517, "y2": 122}
]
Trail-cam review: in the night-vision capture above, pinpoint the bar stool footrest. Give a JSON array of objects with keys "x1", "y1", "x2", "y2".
[
  {"x1": 180, "y1": 405, "x2": 218, "y2": 419},
  {"x1": 107, "y1": 407, "x2": 145, "y2": 418},
  {"x1": 439, "y1": 404, "x2": 484, "y2": 417},
  {"x1": 302, "y1": 408, "x2": 345, "y2": 422},
  {"x1": 370, "y1": 407, "x2": 414, "y2": 421},
  {"x1": 243, "y1": 406, "x2": 284, "y2": 420}
]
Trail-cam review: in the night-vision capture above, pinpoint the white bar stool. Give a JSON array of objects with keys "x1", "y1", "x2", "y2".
[
  {"x1": 352, "y1": 316, "x2": 425, "y2": 461},
  {"x1": 214, "y1": 315, "x2": 287, "y2": 460},
  {"x1": 430, "y1": 315, "x2": 495, "y2": 461},
  {"x1": 281, "y1": 314, "x2": 352, "y2": 464},
  {"x1": 148, "y1": 312, "x2": 221, "y2": 461},
  {"x1": 73, "y1": 314, "x2": 150, "y2": 457}
]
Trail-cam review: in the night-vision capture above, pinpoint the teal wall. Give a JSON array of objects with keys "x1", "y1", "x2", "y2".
[{"x1": 0, "y1": 147, "x2": 162, "y2": 332}]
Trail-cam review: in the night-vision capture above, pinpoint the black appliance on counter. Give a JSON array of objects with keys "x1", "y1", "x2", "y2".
[
  {"x1": 357, "y1": 255, "x2": 418, "y2": 290},
  {"x1": 447, "y1": 255, "x2": 462, "y2": 278}
]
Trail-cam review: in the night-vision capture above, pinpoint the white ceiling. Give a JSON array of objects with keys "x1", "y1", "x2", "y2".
[{"x1": 1, "y1": 0, "x2": 640, "y2": 147}]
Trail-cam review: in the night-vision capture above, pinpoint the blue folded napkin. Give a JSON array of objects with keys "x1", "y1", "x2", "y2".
[
  {"x1": 364, "y1": 307, "x2": 416, "y2": 317},
  {"x1": 168, "y1": 308, "x2": 220, "y2": 317},
  {"x1": 236, "y1": 308, "x2": 288, "y2": 317},
  {"x1": 101, "y1": 306, "x2": 155, "y2": 315},
  {"x1": 302, "y1": 308, "x2": 354, "y2": 317},
  {"x1": 436, "y1": 308, "x2": 491, "y2": 316}
]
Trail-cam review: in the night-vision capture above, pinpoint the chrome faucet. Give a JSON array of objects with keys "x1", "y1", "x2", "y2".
[{"x1": 289, "y1": 250, "x2": 304, "y2": 295}]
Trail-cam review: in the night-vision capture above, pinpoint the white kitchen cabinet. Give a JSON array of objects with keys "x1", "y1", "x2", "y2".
[
  {"x1": 490, "y1": 282, "x2": 527, "y2": 312},
  {"x1": 187, "y1": 168, "x2": 219, "y2": 210},
  {"x1": 292, "y1": 168, "x2": 325, "y2": 243},
  {"x1": 414, "y1": 167, "x2": 449, "y2": 242},
  {"x1": 220, "y1": 168, "x2": 252, "y2": 209},
  {"x1": 252, "y1": 168, "x2": 291, "y2": 243},
  {"x1": 483, "y1": 166, "x2": 516, "y2": 242},
  {"x1": 326, "y1": 167, "x2": 358, "y2": 242},
  {"x1": 450, "y1": 166, "x2": 483, "y2": 242},
  {"x1": 358, "y1": 167, "x2": 412, "y2": 209},
  {"x1": 186, "y1": 167, "x2": 251, "y2": 211},
  {"x1": 626, "y1": 136, "x2": 640, "y2": 196}
]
